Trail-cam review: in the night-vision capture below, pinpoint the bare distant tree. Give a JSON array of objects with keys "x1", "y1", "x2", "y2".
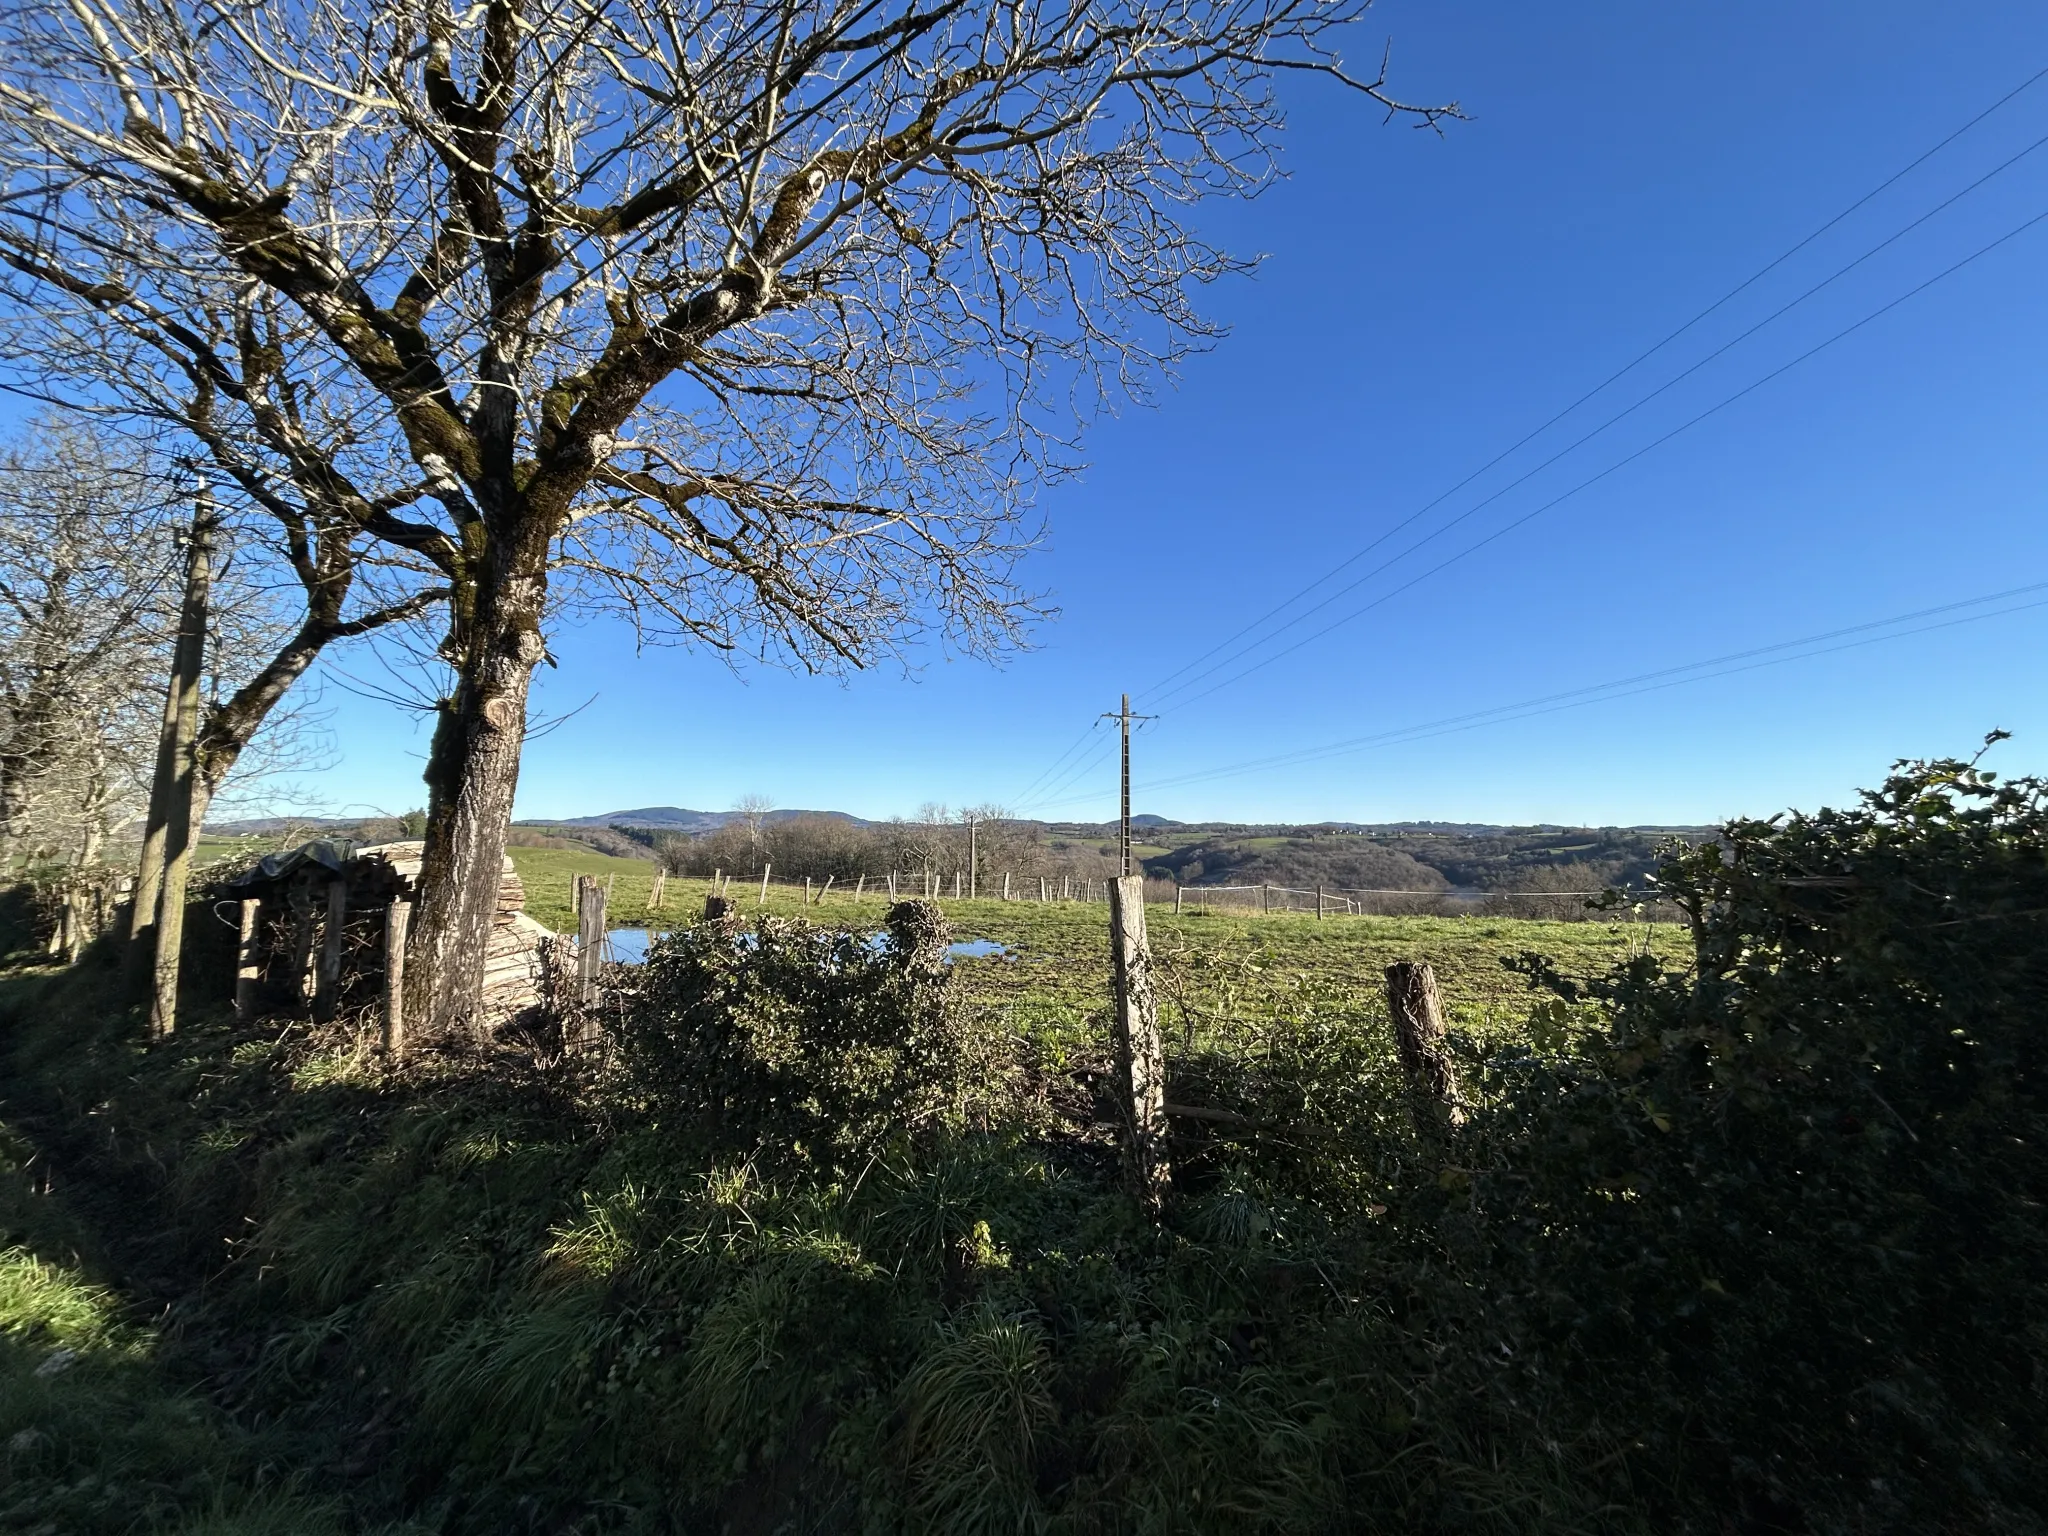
[
  {"x1": 0, "y1": 0, "x2": 1455, "y2": 1037},
  {"x1": 731, "y1": 792, "x2": 776, "y2": 854}
]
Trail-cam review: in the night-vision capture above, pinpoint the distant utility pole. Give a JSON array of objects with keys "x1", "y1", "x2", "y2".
[{"x1": 1100, "y1": 693, "x2": 1156, "y2": 877}]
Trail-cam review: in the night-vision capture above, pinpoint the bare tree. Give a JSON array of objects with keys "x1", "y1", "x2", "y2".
[
  {"x1": 0, "y1": 424, "x2": 177, "y2": 877},
  {"x1": 0, "y1": 418, "x2": 334, "y2": 981},
  {"x1": 732, "y1": 792, "x2": 776, "y2": 857},
  {"x1": 0, "y1": 0, "x2": 1455, "y2": 1038}
]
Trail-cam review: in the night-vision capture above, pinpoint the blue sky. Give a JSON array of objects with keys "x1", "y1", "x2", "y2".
[{"x1": 301, "y1": 0, "x2": 2048, "y2": 828}]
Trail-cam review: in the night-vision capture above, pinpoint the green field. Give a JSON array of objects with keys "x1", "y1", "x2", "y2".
[{"x1": 506, "y1": 847, "x2": 1684, "y2": 1056}]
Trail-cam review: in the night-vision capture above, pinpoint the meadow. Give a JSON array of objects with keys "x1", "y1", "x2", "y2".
[{"x1": 504, "y1": 846, "x2": 1685, "y2": 1057}]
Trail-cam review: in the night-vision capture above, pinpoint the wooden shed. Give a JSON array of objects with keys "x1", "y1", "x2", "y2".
[{"x1": 225, "y1": 839, "x2": 558, "y2": 1032}]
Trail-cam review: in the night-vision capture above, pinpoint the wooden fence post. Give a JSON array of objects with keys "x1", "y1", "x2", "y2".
[
  {"x1": 759, "y1": 864, "x2": 772, "y2": 904},
  {"x1": 1175, "y1": 884, "x2": 1183, "y2": 914},
  {"x1": 1316, "y1": 884, "x2": 1325, "y2": 921},
  {"x1": 288, "y1": 904, "x2": 318, "y2": 1008},
  {"x1": 314, "y1": 879, "x2": 347, "y2": 1023},
  {"x1": 577, "y1": 875, "x2": 607, "y2": 1004},
  {"x1": 1039, "y1": 877, "x2": 1047, "y2": 902},
  {"x1": 234, "y1": 899, "x2": 262, "y2": 1022},
  {"x1": 1108, "y1": 875, "x2": 1171, "y2": 1215},
  {"x1": 953, "y1": 870, "x2": 962, "y2": 899},
  {"x1": 1385, "y1": 961, "x2": 1465, "y2": 1131},
  {"x1": 855, "y1": 874, "x2": 866, "y2": 900},
  {"x1": 819, "y1": 874, "x2": 835, "y2": 902},
  {"x1": 1062, "y1": 876, "x2": 1071, "y2": 901},
  {"x1": 1002, "y1": 871, "x2": 1011, "y2": 901},
  {"x1": 650, "y1": 870, "x2": 666, "y2": 910},
  {"x1": 382, "y1": 900, "x2": 410, "y2": 1059},
  {"x1": 804, "y1": 876, "x2": 813, "y2": 905},
  {"x1": 1260, "y1": 882, "x2": 1271, "y2": 914},
  {"x1": 888, "y1": 871, "x2": 898, "y2": 898}
]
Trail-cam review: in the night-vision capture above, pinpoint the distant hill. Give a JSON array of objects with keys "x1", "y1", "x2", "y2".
[{"x1": 540, "y1": 806, "x2": 871, "y2": 833}]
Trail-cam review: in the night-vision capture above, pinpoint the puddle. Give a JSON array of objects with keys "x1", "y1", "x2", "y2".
[{"x1": 596, "y1": 929, "x2": 1009, "y2": 965}]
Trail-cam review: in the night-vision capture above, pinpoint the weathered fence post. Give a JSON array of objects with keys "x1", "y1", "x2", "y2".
[
  {"x1": 820, "y1": 874, "x2": 835, "y2": 903},
  {"x1": 1062, "y1": 876, "x2": 1071, "y2": 901},
  {"x1": 888, "y1": 871, "x2": 898, "y2": 898},
  {"x1": 650, "y1": 870, "x2": 666, "y2": 910},
  {"x1": 1261, "y1": 882, "x2": 1271, "y2": 914},
  {"x1": 577, "y1": 875, "x2": 607, "y2": 1004},
  {"x1": 233, "y1": 898, "x2": 262, "y2": 1022},
  {"x1": 1316, "y1": 884, "x2": 1325, "y2": 921},
  {"x1": 1109, "y1": 875, "x2": 1171, "y2": 1215},
  {"x1": 953, "y1": 870, "x2": 962, "y2": 899},
  {"x1": 855, "y1": 874, "x2": 867, "y2": 900},
  {"x1": 382, "y1": 900, "x2": 410, "y2": 1059},
  {"x1": 804, "y1": 876, "x2": 813, "y2": 904},
  {"x1": 1385, "y1": 960, "x2": 1465, "y2": 1132},
  {"x1": 314, "y1": 878, "x2": 347, "y2": 1023},
  {"x1": 1174, "y1": 884, "x2": 1183, "y2": 914},
  {"x1": 1002, "y1": 871, "x2": 1011, "y2": 901},
  {"x1": 288, "y1": 903, "x2": 318, "y2": 1007},
  {"x1": 1039, "y1": 877, "x2": 1047, "y2": 902},
  {"x1": 759, "y1": 865, "x2": 772, "y2": 904}
]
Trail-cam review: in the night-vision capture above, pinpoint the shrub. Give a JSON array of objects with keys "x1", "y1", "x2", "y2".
[
  {"x1": 1473, "y1": 741, "x2": 2048, "y2": 1530},
  {"x1": 607, "y1": 900, "x2": 983, "y2": 1166}
]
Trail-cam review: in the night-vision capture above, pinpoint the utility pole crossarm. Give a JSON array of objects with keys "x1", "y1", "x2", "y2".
[{"x1": 1100, "y1": 692, "x2": 1157, "y2": 880}]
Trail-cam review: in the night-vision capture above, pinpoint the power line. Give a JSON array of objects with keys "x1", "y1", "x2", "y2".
[
  {"x1": 1152, "y1": 129, "x2": 2048, "y2": 710},
  {"x1": 1143, "y1": 61, "x2": 2048, "y2": 706},
  {"x1": 1027, "y1": 581, "x2": 2048, "y2": 810},
  {"x1": 1008, "y1": 717, "x2": 1107, "y2": 807},
  {"x1": 1161, "y1": 201, "x2": 2048, "y2": 712},
  {"x1": 1013, "y1": 732, "x2": 1119, "y2": 816}
]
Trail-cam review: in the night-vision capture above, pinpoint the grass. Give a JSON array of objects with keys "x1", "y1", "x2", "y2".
[{"x1": 506, "y1": 849, "x2": 1684, "y2": 1059}]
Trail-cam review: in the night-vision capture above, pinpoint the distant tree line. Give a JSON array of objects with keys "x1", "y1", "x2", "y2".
[{"x1": 642, "y1": 805, "x2": 1136, "y2": 888}]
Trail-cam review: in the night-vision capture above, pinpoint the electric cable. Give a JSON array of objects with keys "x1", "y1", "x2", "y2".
[
  {"x1": 1144, "y1": 62, "x2": 2048, "y2": 703},
  {"x1": 1161, "y1": 202, "x2": 2048, "y2": 712},
  {"x1": 1028, "y1": 580, "x2": 2048, "y2": 811}
]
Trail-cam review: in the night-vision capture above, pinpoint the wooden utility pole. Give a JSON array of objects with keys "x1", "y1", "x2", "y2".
[
  {"x1": 147, "y1": 487, "x2": 218, "y2": 1037},
  {"x1": 1108, "y1": 875, "x2": 1170, "y2": 1214},
  {"x1": 1099, "y1": 693, "x2": 1156, "y2": 878}
]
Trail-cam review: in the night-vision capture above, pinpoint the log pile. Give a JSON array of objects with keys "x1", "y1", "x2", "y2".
[{"x1": 353, "y1": 842, "x2": 549, "y2": 1026}]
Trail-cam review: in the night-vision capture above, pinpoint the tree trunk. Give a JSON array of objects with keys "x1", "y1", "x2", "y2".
[
  {"x1": 150, "y1": 499, "x2": 215, "y2": 1037},
  {"x1": 128, "y1": 641, "x2": 185, "y2": 951},
  {"x1": 406, "y1": 538, "x2": 547, "y2": 1041}
]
